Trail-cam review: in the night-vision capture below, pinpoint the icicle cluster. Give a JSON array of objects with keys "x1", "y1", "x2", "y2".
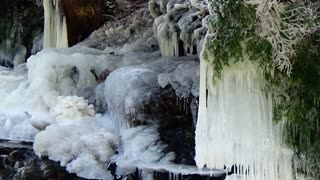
[
  {"x1": 195, "y1": 59, "x2": 294, "y2": 179},
  {"x1": 43, "y1": 0, "x2": 68, "y2": 48},
  {"x1": 149, "y1": 0, "x2": 208, "y2": 56},
  {"x1": 244, "y1": 0, "x2": 319, "y2": 74}
]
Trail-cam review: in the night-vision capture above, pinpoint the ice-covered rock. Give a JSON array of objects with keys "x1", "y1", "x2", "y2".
[
  {"x1": 81, "y1": 5, "x2": 154, "y2": 50},
  {"x1": 105, "y1": 65, "x2": 161, "y2": 126},
  {"x1": 158, "y1": 61, "x2": 199, "y2": 97},
  {"x1": 115, "y1": 126, "x2": 175, "y2": 176},
  {"x1": 34, "y1": 118, "x2": 118, "y2": 180},
  {"x1": 150, "y1": 0, "x2": 208, "y2": 57},
  {"x1": 0, "y1": 1, "x2": 206, "y2": 179}
]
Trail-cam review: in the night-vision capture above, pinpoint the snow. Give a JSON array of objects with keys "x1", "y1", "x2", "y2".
[
  {"x1": 195, "y1": 60, "x2": 293, "y2": 180},
  {"x1": 244, "y1": 0, "x2": 319, "y2": 74}
]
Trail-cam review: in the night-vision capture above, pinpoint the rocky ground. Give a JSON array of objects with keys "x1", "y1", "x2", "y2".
[
  {"x1": 0, "y1": 140, "x2": 227, "y2": 180},
  {"x1": 0, "y1": 140, "x2": 85, "y2": 180}
]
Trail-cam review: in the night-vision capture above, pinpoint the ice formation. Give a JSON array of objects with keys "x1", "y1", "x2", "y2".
[
  {"x1": 195, "y1": 59, "x2": 293, "y2": 179},
  {"x1": 43, "y1": 0, "x2": 68, "y2": 48},
  {"x1": 150, "y1": 0, "x2": 208, "y2": 57},
  {"x1": 0, "y1": 113, "x2": 38, "y2": 141},
  {"x1": 0, "y1": 41, "x2": 27, "y2": 68},
  {"x1": 1, "y1": 0, "x2": 305, "y2": 179},
  {"x1": 158, "y1": 61, "x2": 199, "y2": 98},
  {"x1": 0, "y1": 40, "x2": 198, "y2": 179},
  {"x1": 53, "y1": 96, "x2": 95, "y2": 120},
  {"x1": 26, "y1": 48, "x2": 100, "y2": 112},
  {"x1": 104, "y1": 65, "x2": 160, "y2": 128},
  {"x1": 33, "y1": 118, "x2": 118, "y2": 180},
  {"x1": 115, "y1": 126, "x2": 175, "y2": 176},
  {"x1": 0, "y1": 65, "x2": 37, "y2": 141}
]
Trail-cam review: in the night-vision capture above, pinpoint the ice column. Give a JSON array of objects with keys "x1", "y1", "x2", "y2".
[
  {"x1": 43, "y1": 0, "x2": 68, "y2": 48},
  {"x1": 195, "y1": 59, "x2": 293, "y2": 180}
]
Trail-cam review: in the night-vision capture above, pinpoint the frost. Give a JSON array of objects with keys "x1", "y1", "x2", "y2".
[
  {"x1": 150, "y1": 0, "x2": 208, "y2": 57},
  {"x1": 244, "y1": 0, "x2": 320, "y2": 74}
]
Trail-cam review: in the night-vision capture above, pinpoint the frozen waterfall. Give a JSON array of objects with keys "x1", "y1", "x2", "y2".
[
  {"x1": 195, "y1": 59, "x2": 293, "y2": 179},
  {"x1": 0, "y1": 0, "x2": 301, "y2": 179},
  {"x1": 43, "y1": 0, "x2": 68, "y2": 48}
]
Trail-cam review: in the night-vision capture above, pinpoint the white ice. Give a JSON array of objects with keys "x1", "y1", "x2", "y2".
[
  {"x1": 195, "y1": 60, "x2": 293, "y2": 180},
  {"x1": 43, "y1": 0, "x2": 68, "y2": 48},
  {"x1": 0, "y1": 40, "x2": 193, "y2": 179}
]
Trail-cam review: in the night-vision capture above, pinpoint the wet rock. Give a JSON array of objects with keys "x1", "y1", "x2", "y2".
[
  {"x1": 0, "y1": 144, "x2": 85, "y2": 180},
  {"x1": 61, "y1": 0, "x2": 108, "y2": 46},
  {"x1": 81, "y1": 4, "x2": 154, "y2": 50},
  {"x1": 0, "y1": 0, "x2": 43, "y2": 67},
  {"x1": 146, "y1": 85, "x2": 198, "y2": 165}
]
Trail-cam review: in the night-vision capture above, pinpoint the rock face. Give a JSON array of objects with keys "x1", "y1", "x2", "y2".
[
  {"x1": 61, "y1": 0, "x2": 107, "y2": 46},
  {"x1": 0, "y1": 0, "x2": 43, "y2": 67}
]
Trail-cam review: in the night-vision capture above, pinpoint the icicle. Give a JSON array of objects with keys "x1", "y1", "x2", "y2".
[
  {"x1": 43, "y1": 0, "x2": 68, "y2": 49},
  {"x1": 195, "y1": 59, "x2": 294, "y2": 179}
]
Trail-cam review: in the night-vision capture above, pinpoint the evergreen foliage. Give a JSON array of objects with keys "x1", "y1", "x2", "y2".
[
  {"x1": 203, "y1": 0, "x2": 320, "y2": 178},
  {"x1": 202, "y1": 0, "x2": 273, "y2": 81}
]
